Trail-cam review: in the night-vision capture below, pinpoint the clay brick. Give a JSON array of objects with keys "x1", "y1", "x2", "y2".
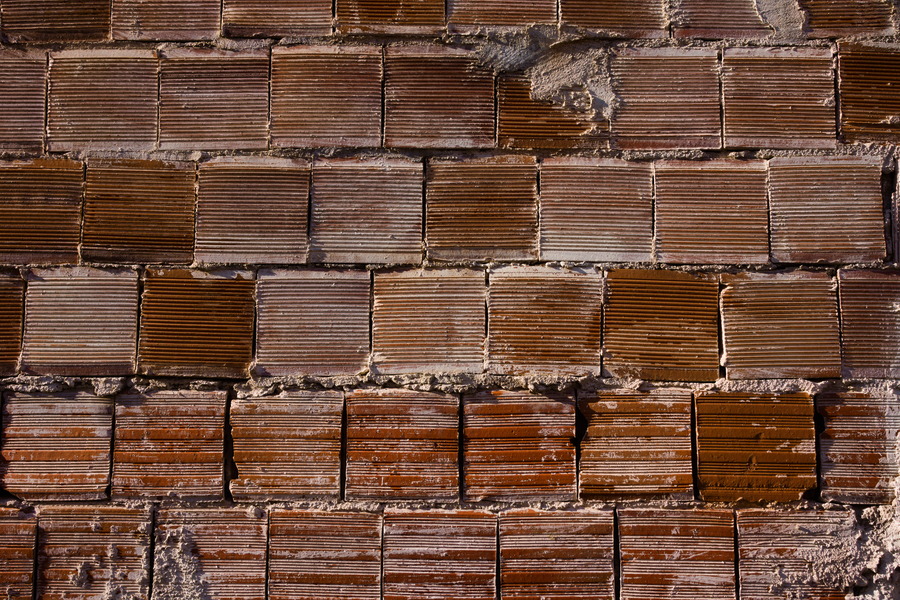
[
  {"x1": 696, "y1": 392, "x2": 817, "y2": 502},
  {"x1": 0, "y1": 0, "x2": 110, "y2": 41},
  {"x1": 769, "y1": 157, "x2": 885, "y2": 263},
  {"x1": 138, "y1": 270, "x2": 255, "y2": 378},
  {"x1": 311, "y1": 159, "x2": 422, "y2": 263},
  {"x1": 230, "y1": 391, "x2": 343, "y2": 500},
  {"x1": 255, "y1": 270, "x2": 370, "y2": 376},
  {"x1": 154, "y1": 509, "x2": 267, "y2": 600},
  {"x1": 655, "y1": 160, "x2": 769, "y2": 265},
  {"x1": 818, "y1": 391, "x2": 900, "y2": 504},
  {"x1": 673, "y1": 0, "x2": 771, "y2": 38},
  {"x1": 603, "y1": 269, "x2": 719, "y2": 381},
  {"x1": 223, "y1": 0, "x2": 332, "y2": 36},
  {"x1": 336, "y1": 0, "x2": 444, "y2": 33},
  {"x1": 48, "y1": 50, "x2": 158, "y2": 152},
  {"x1": 0, "y1": 277, "x2": 24, "y2": 376},
  {"x1": 0, "y1": 159, "x2": 82, "y2": 265},
  {"x1": 383, "y1": 510, "x2": 496, "y2": 600},
  {"x1": 372, "y1": 269, "x2": 485, "y2": 374},
  {"x1": 0, "y1": 508, "x2": 34, "y2": 600},
  {"x1": 539, "y1": 158, "x2": 653, "y2": 262},
  {"x1": 721, "y1": 272, "x2": 841, "y2": 379},
  {"x1": 269, "y1": 510, "x2": 382, "y2": 600},
  {"x1": 0, "y1": 392, "x2": 112, "y2": 501},
  {"x1": 800, "y1": 0, "x2": 895, "y2": 37},
  {"x1": 0, "y1": 50, "x2": 46, "y2": 152},
  {"x1": 559, "y1": 0, "x2": 667, "y2": 36},
  {"x1": 159, "y1": 48, "x2": 268, "y2": 150},
  {"x1": 271, "y1": 47, "x2": 382, "y2": 148},
  {"x1": 499, "y1": 510, "x2": 614, "y2": 600},
  {"x1": 427, "y1": 156, "x2": 537, "y2": 261},
  {"x1": 384, "y1": 47, "x2": 495, "y2": 148},
  {"x1": 723, "y1": 48, "x2": 836, "y2": 149},
  {"x1": 112, "y1": 390, "x2": 226, "y2": 501},
  {"x1": 838, "y1": 43, "x2": 900, "y2": 143},
  {"x1": 463, "y1": 390, "x2": 576, "y2": 501},
  {"x1": 22, "y1": 268, "x2": 138, "y2": 376},
  {"x1": 83, "y1": 159, "x2": 195, "y2": 264},
  {"x1": 578, "y1": 389, "x2": 693, "y2": 499},
  {"x1": 38, "y1": 506, "x2": 150, "y2": 600},
  {"x1": 448, "y1": 0, "x2": 557, "y2": 30},
  {"x1": 839, "y1": 270, "x2": 900, "y2": 377},
  {"x1": 487, "y1": 266, "x2": 602, "y2": 375},
  {"x1": 345, "y1": 389, "x2": 459, "y2": 501},
  {"x1": 112, "y1": 0, "x2": 220, "y2": 40},
  {"x1": 611, "y1": 48, "x2": 721, "y2": 149}
]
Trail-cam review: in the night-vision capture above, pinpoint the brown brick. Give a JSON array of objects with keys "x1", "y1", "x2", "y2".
[
  {"x1": 1, "y1": 0, "x2": 109, "y2": 41},
  {"x1": 311, "y1": 158, "x2": 422, "y2": 263},
  {"x1": 112, "y1": 390, "x2": 226, "y2": 501},
  {"x1": 230, "y1": 391, "x2": 343, "y2": 501},
  {"x1": 336, "y1": 0, "x2": 444, "y2": 33},
  {"x1": 112, "y1": 0, "x2": 220, "y2": 40},
  {"x1": 346, "y1": 388, "x2": 459, "y2": 501},
  {"x1": 48, "y1": 50, "x2": 157, "y2": 152},
  {"x1": 255, "y1": 270, "x2": 370, "y2": 376},
  {"x1": 579, "y1": 388, "x2": 693, "y2": 499},
  {"x1": 721, "y1": 272, "x2": 841, "y2": 379},
  {"x1": 611, "y1": 48, "x2": 721, "y2": 149},
  {"x1": 269, "y1": 510, "x2": 382, "y2": 600},
  {"x1": 385, "y1": 46, "x2": 494, "y2": 148},
  {"x1": 839, "y1": 270, "x2": 900, "y2": 378},
  {"x1": 559, "y1": 0, "x2": 667, "y2": 36},
  {"x1": 604, "y1": 269, "x2": 719, "y2": 381},
  {"x1": 1, "y1": 392, "x2": 111, "y2": 501},
  {"x1": 138, "y1": 270, "x2": 255, "y2": 378},
  {"x1": 0, "y1": 50, "x2": 46, "y2": 152},
  {"x1": 427, "y1": 156, "x2": 537, "y2": 261},
  {"x1": 839, "y1": 43, "x2": 900, "y2": 143},
  {"x1": 800, "y1": 0, "x2": 895, "y2": 37},
  {"x1": 372, "y1": 269, "x2": 484, "y2": 374},
  {"x1": 673, "y1": 0, "x2": 771, "y2": 38},
  {"x1": 448, "y1": 0, "x2": 556, "y2": 30},
  {"x1": 696, "y1": 392, "x2": 816, "y2": 502},
  {"x1": 223, "y1": 0, "x2": 332, "y2": 36},
  {"x1": 463, "y1": 390, "x2": 576, "y2": 501},
  {"x1": 0, "y1": 508, "x2": 34, "y2": 600},
  {"x1": 272, "y1": 46, "x2": 382, "y2": 148},
  {"x1": 83, "y1": 159, "x2": 195, "y2": 264},
  {"x1": 655, "y1": 160, "x2": 769, "y2": 265},
  {"x1": 0, "y1": 276, "x2": 23, "y2": 376},
  {"x1": 488, "y1": 266, "x2": 602, "y2": 375}
]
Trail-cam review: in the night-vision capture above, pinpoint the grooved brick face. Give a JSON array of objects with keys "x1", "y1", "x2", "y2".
[
  {"x1": 0, "y1": 277, "x2": 24, "y2": 376},
  {"x1": 223, "y1": 0, "x2": 332, "y2": 36},
  {"x1": 111, "y1": 0, "x2": 221, "y2": 40},
  {"x1": 0, "y1": 50, "x2": 46, "y2": 152},
  {"x1": 559, "y1": 0, "x2": 667, "y2": 36},
  {"x1": 336, "y1": 0, "x2": 444, "y2": 33},
  {"x1": 800, "y1": 0, "x2": 895, "y2": 37},
  {"x1": 448, "y1": 0, "x2": 557, "y2": 29},
  {"x1": 0, "y1": 0, "x2": 110, "y2": 41},
  {"x1": 0, "y1": 508, "x2": 33, "y2": 600},
  {"x1": 839, "y1": 270, "x2": 900, "y2": 377},
  {"x1": 673, "y1": 0, "x2": 772, "y2": 38},
  {"x1": 838, "y1": 43, "x2": 900, "y2": 143}
]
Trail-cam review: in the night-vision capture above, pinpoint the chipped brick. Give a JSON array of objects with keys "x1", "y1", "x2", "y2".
[
  {"x1": 223, "y1": 0, "x2": 332, "y2": 36},
  {"x1": 838, "y1": 43, "x2": 900, "y2": 143},
  {"x1": 839, "y1": 270, "x2": 900, "y2": 377},
  {"x1": 0, "y1": 508, "x2": 34, "y2": 600},
  {"x1": 0, "y1": 0, "x2": 110, "y2": 41},
  {"x1": 0, "y1": 50, "x2": 46, "y2": 152},
  {"x1": 800, "y1": 0, "x2": 895, "y2": 37},
  {"x1": 673, "y1": 0, "x2": 771, "y2": 38},
  {"x1": 448, "y1": 0, "x2": 557, "y2": 30},
  {"x1": 0, "y1": 276, "x2": 24, "y2": 376},
  {"x1": 559, "y1": 0, "x2": 667, "y2": 36},
  {"x1": 336, "y1": 0, "x2": 444, "y2": 33},
  {"x1": 112, "y1": 0, "x2": 220, "y2": 40}
]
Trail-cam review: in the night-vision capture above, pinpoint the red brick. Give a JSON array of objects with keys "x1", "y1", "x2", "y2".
[
  {"x1": 346, "y1": 388, "x2": 459, "y2": 501},
  {"x1": 1, "y1": 0, "x2": 110, "y2": 41},
  {"x1": 0, "y1": 49, "x2": 46, "y2": 152},
  {"x1": 839, "y1": 43, "x2": 900, "y2": 143},
  {"x1": 463, "y1": 390, "x2": 576, "y2": 501},
  {"x1": 448, "y1": 0, "x2": 556, "y2": 30},
  {"x1": 559, "y1": 0, "x2": 667, "y2": 36},
  {"x1": 112, "y1": 390, "x2": 226, "y2": 501},
  {"x1": 0, "y1": 508, "x2": 34, "y2": 600},
  {"x1": 673, "y1": 0, "x2": 771, "y2": 38},
  {"x1": 839, "y1": 270, "x2": 900, "y2": 377},
  {"x1": 223, "y1": 0, "x2": 332, "y2": 36},
  {"x1": 0, "y1": 276, "x2": 24, "y2": 376},
  {"x1": 336, "y1": 0, "x2": 444, "y2": 33},
  {"x1": 800, "y1": 0, "x2": 895, "y2": 37},
  {"x1": 112, "y1": 0, "x2": 220, "y2": 40}
]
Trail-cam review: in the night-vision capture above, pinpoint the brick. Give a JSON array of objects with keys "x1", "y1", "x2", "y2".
[
  {"x1": 138, "y1": 270, "x2": 255, "y2": 378},
  {"x1": 112, "y1": 390, "x2": 226, "y2": 500},
  {"x1": 696, "y1": 392, "x2": 817, "y2": 502},
  {"x1": 673, "y1": 0, "x2": 771, "y2": 38},
  {"x1": 311, "y1": 158, "x2": 422, "y2": 263},
  {"x1": 83, "y1": 159, "x2": 195, "y2": 264},
  {"x1": 48, "y1": 50, "x2": 158, "y2": 152},
  {"x1": 385, "y1": 46, "x2": 494, "y2": 148},
  {"x1": 159, "y1": 48, "x2": 268, "y2": 150},
  {"x1": 272, "y1": 46, "x2": 382, "y2": 148},
  {"x1": 336, "y1": 0, "x2": 444, "y2": 33},
  {"x1": 619, "y1": 509, "x2": 736, "y2": 600},
  {"x1": 372, "y1": 269, "x2": 485, "y2": 374},
  {"x1": 499, "y1": 509, "x2": 614, "y2": 600},
  {"x1": 448, "y1": 0, "x2": 557, "y2": 30},
  {"x1": 255, "y1": 270, "x2": 370, "y2": 376},
  {"x1": 223, "y1": 0, "x2": 332, "y2": 36},
  {"x1": 38, "y1": 506, "x2": 150, "y2": 600},
  {"x1": 769, "y1": 157, "x2": 885, "y2": 263},
  {"x1": 0, "y1": 159, "x2": 82, "y2": 265},
  {"x1": 611, "y1": 48, "x2": 720, "y2": 149},
  {"x1": 0, "y1": 276, "x2": 23, "y2": 376},
  {"x1": 463, "y1": 390, "x2": 576, "y2": 501},
  {"x1": 0, "y1": 508, "x2": 34, "y2": 600},
  {"x1": 0, "y1": 50, "x2": 46, "y2": 152},
  {"x1": 345, "y1": 388, "x2": 459, "y2": 501},
  {"x1": 603, "y1": 269, "x2": 719, "y2": 381},
  {"x1": 269, "y1": 510, "x2": 382, "y2": 600},
  {"x1": 721, "y1": 272, "x2": 841, "y2": 379},
  {"x1": 723, "y1": 48, "x2": 836, "y2": 149},
  {"x1": 800, "y1": 0, "x2": 895, "y2": 37},
  {"x1": 559, "y1": 0, "x2": 667, "y2": 36},
  {"x1": 154, "y1": 509, "x2": 267, "y2": 600},
  {"x1": 655, "y1": 160, "x2": 769, "y2": 265},
  {"x1": 839, "y1": 270, "x2": 900, "y2": 377},
  {"x1": 22, "y1": 267, "x2": 138, "y2": 376},
  {"x1": 539, "y1": 158, "x2": 653, "y2": 262},
  {"x1": 0, "y1": 0, "x2": 109, "y2": 41},
  {"x1": 1, "y1": 392, "x2": 111, "y2": 501},
  {"x1": 487, "y1": 266, "x2": 602, "y2": 375},
  {"x1": 230, "y1": 391, "x2": 343, "y2": 500},
  {"x1": 383, "y1": 510, "x2": 496, "y2": 600},
  {"x1": 112, "y1": 0, "x2": 220, "y2": 40},
  {"x1": 578, "y1": 388, "x2": 693, "y2": 499},
  {"x1": 839, "y1": 43, "x2": 900, "y2": 143},
  {"x1": 427, "y1": 156, "x2": 537, "y2": 261}
]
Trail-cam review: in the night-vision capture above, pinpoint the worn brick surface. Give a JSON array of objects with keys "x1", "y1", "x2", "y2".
[
  {"x1": 839, "y1": 270, "x2": 900, "y2": 377},
  {"x1": 336, "y1": 0, "x2": 444, "y2": 33},
  {"x1": 0, "y1": 508, "x2": 34, "y2": 600},
  {"x1": 112, "y1": 0, "x2": 221, "y2": 40},
  {"x1": 674, "y1": 0, "x2": 771, "y2": 38},
  {"x1": 223, "y1": 0, "x2": 332, "y2": 36},
  {"x1": 0, "y1": 50, "x2": 46, "y2": 152},
  {"x1": 800, "y1": 0, "x2": 895, "y2": 37},
  {"x1": 1, "y1": 0, "x2": 110, "y2": 41},
  {"x1": 559, "y1": 0, "x2": 667, "y2": 36},
  {"x1": 0, "y1": 276, "x2": 24, "y2": 376}
]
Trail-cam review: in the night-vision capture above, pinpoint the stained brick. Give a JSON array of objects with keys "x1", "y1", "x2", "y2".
[
  {"x1": 559, "y1": 0, "x2": 667, "y2": 36},
  {"x1": 838, "y1": 43, "x2": 900, "y2": 143},
  {"x1": 0, "y1": 0, "x2": 110, "y2": 41},
  {"x1": 800, "y1": 0, "x2": 895, "y2": 37},
  {"x1": 0, "y1": 50, "x2": 46, "y2": 152},
  {"x1": 112, "y1": 0, "x2": 220, "y2": 40},
  {"x1": 345, "y1": 389, "x2": 459, "y2": 501},
  {"x1": 463, "y1": 390, "x2": 576, "y2": 502},
  {"x1": 448, "y1": 0, "x2": 557, "y2": 30},
  {"x1": 112, "y1": 390, "x2": 226, "y2": 501},
  {"x1": 673, "y1": 0, "x2": 771, "y2": 38},
  {"x1": 223, "y1": 0, "x2": 332, "y2": 36},
  {"x1": 336, "y1": 0, "x2": 444, "y2": 33},
  {"x1": 696, "y1": 392, "x2": 817, "y2": 502},
  {"x1": 0, "y1": 276, "x2": 24, "y2": 376},
  {"x1": 839, "y1": 270, "x2": 900, "y2": 377},
  {"x1": 0, "y1": 508, "x2": 34, "y2": 600}
]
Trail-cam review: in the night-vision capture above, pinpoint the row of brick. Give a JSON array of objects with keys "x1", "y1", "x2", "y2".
[
  {"x1": 0, "y1": 503, "x2": 869, "y2": 600},
  {"x1": 0, "y1": 156, "x2": 890, "y2": 267},
  {"x1": 1, "y1": 387, "x2": 897, "y2": 505},
  {"x1": 3, "y1": 43, "x2": 900, "y2": 151}
]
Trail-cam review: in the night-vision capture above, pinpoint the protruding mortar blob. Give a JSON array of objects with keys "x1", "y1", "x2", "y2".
[
  {"x1": 752, "y1": 0, "x2": 807, "y2": 40},
  {"x1": 151, "y1": 527, "x2": 212, "y2": 600}
]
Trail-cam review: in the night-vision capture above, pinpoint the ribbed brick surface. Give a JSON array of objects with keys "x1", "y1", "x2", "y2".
[
  {"x1": 0, "y1": 276, "x2": 24, "y2": 375},
  {"x1": 336, "y1": 0, "x2": 444, "y2": 33},
  {"x1": 674, "y1": 0, "x2": 771, "y2": 38},
  {"x1": 0, "y1": 50, "x2": 46, "y2": 152},
  {"x1": 838, "y1": 43, "x2": 900, "y2": 143},
  {"x1": 223, "y1": 0, "x2": 332, "y2": 36},
  {"x1": 112, "y1": 0, "x2": 220, "y2": 40},
  {"x1": 801, "y1": 0, "x2": 895, "y2": 37},
  {"x1": 839, "y1": 270, "x2": 900, "y2": 377},
  {"x1": 559, "y1": 0, "x2": 667, "y2": 36},
  {"x1": 0, "y1": 508, "x2": 33, "y2": 600},
  {"x1": 1, "y1": 0, "x2": 110, "y2": 41}
]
